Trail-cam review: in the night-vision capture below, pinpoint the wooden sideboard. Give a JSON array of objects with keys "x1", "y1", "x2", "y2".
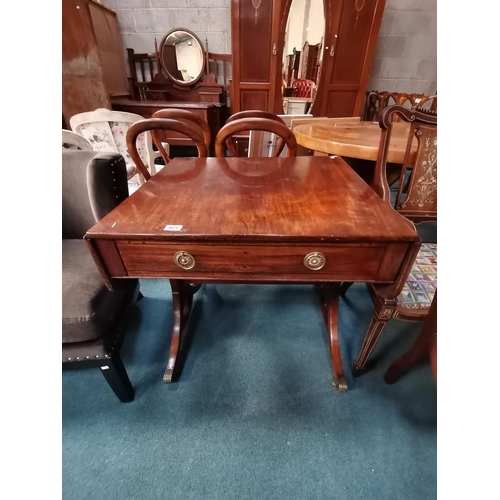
[{"x1": 111, "y1": 98, "x2": 226, "y2": 148}]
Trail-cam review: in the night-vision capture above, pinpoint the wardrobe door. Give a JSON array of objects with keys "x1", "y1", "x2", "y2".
[
  {"x1": 231, "y1": 0, "x2": 282, "y2": 112},
  {"x1": 314, "y1": 0, "x2": 385, "y2": 117},
  {"x1": 62, "y1": 0, "x2": 110, "y2": 125}
]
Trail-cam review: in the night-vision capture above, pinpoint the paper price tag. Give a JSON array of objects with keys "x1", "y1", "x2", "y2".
[{"x1": 164, "y1": 225, "x2": 183, "y2": 231}]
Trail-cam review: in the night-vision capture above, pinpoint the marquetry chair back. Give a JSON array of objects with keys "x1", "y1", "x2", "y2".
[
  {"x1": 372, "y1": 105, "x2": 437, "y2": 225},
  {"x1": 216, "y1": 116, "x2": 297, "y2": 158},
  {"x1": 151, "y1": 109, "x2": 212, "y2": 154},
  {"x1": 363, "y1": 91, "x2": 437, "y2": 122},
  {"x1": 126, "y1": 118, "x2": 208, "y2": 181}
]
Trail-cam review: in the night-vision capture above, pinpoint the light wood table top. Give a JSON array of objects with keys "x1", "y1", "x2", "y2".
[{"x1": 293, "y1": 119, "x2": 415, "y2": 164}]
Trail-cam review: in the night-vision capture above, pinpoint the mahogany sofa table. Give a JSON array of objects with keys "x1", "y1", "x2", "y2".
[{"x1": 85, "y1": 156, "x2": 420, "y2": 392}]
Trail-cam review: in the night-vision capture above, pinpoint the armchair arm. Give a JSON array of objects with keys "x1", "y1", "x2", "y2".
[{"x1": 87, "y1": 153, "x2": 129, "y2": 222}]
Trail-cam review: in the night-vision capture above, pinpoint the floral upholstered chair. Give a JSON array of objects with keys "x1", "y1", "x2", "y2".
[
  {"x1": 62, "y1": 129, "x2": 93, "y2": 151},
  {"x1": 69, "y1": 108, "x2": 162, "y2": 191},
  {"x1": 341, "y1": 105, "x2": 437, "y2": 377}
]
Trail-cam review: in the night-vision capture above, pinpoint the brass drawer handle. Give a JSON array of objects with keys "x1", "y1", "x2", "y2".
[
  {"x1": 173, "y1": 251, "x2": 195, "y2": 270},
  {"x1": 304, "y1": 252, "x2": 326, "y2": 271}
]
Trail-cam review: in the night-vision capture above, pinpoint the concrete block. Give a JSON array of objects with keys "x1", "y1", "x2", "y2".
[
  {"x1": 391, "y1": 11, "x2": 435, "y2": 36},
  {"x1": 98, "y1": 0, "x2": 115, "y2": 9},
  {"x1": 403, "y1": 35, "x2": 437, "y2": 58},
  {"x1": 116, "y1": 10, "x2": 136, "y2": 33},
  {"x1": 381, "y1": 57, "x2": 419, "y2": 79},
  {"x1": 207, "y1": 8, "x2": 231, "y2": 33},
  {"x1": 114, "y1": 0, "x2": 150, "y2": 8},
  {"x1": 121, "y1": 32, "x2": 157, "y2": 53},
  {"x1": 134, "y1": 8, "x2": 175, "y2": 33},
  {"x1": 197, "y1": 31, "x2": 227, "y2": 53},
  {"x1": 373, "y1": 36, "x2": 407, "y2": 59},
  {"x1": 368, "y1": 58, "x2": 384, "y2": 80},
  {"x1": 386, "y1": 0, "x2": 437, "y2": 11},
  {"x1": 379, "y1": 9, "x2": 397, "y2": 35},
  {"x1": 416, "y1": 59, "x2": 436, "y2": 80},
  {"x1": 366, "y1": 78, "x2": 396, "y2": 93},
  {"x1": 172, "y1": 9, "x2": 208, "y2": 32},
  {"x1": 150, "y1": 0, "x2": 188, "y2": 7},
  {"x1": 190, "y1": 0, "x2": 227, "y2": 7},
  {"x1": 393, "y1": 79, "x2": 429, "y2": 94},
  {"x1": 426, "y1": 81, "x2": 437, "y2": 96}
]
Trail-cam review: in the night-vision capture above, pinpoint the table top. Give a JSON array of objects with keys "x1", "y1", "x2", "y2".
[
  {"x1": 87, "y1": 156, "x2": 418, "y2": 244},
  {"x1": 293, "y1": 119, "x2": 416, "y2": 163}
]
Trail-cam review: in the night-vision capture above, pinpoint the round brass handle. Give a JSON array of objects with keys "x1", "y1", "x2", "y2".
[
  {"x1": 173, "y1": 251, "x2": 195, "y2": 270},
  {"x1": 303, "y1": 252, "x2": 326, "y2": 271}
]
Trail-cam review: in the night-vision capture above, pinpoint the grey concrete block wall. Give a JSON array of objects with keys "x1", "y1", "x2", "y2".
[
  {"x1": 367, "y1": 0, "x2": 437, "y2": 96},
  {"x1": 97, "y1": 0, "x2": 436, "y2": 96},
  {"x1": 98, "y1": 0, "x2": 231, "y2": 77}
]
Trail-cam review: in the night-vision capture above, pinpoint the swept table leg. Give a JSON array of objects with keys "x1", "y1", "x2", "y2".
[
  {"x1": 163, "y1": 279, "x2": 196, "y2": 384},
  {"x1": 316, "y1": 284, "x2": 348, "y2": 392}
]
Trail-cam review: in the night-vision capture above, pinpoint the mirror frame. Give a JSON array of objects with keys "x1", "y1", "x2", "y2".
[{"x1": 158, "y1": 27, "x2": 206, "y2": 87}]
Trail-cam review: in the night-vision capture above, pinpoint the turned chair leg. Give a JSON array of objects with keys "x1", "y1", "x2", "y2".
[
  {"x1": 352, "y1": 307, "x2": 392, "y2": 377},
  {"x1": 100, "y1": 355, "x2": 135, "y2": 402}
]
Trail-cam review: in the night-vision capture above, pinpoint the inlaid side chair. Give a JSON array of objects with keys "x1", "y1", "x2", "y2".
[
  {"x1": 384, "y1": 291, "x2": 437, "y2": 385},
  {"x1": 62, "y1": 150, "x2": 141, "y2": 402},
  {"x1": 341, "y1": 105, "x2": 437, "y2": 377}
]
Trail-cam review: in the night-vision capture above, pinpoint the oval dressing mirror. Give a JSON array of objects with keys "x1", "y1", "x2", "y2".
[
  {"x1": 159, "y1": 28, "x2": 205, "y2": 86},
  {"x1": 282, "y1": 0, "x2": 325, "y2": 114}
]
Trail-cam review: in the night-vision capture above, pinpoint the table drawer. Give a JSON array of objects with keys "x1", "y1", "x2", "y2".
[{"x1": 114, "y1": 241, "x2": 405, "y2": 282}]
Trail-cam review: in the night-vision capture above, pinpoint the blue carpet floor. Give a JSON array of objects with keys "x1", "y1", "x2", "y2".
[{"x1": 62, "y1": 278, "x2": 437, "y2": 499}]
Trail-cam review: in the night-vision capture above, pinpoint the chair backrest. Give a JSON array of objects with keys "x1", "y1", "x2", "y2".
[
  {"x1": 225, "y1": 111, "x2": 288, "y2": 157},
  {"x1": 292, "y1": 79, "x2": 316, "y2": 99},
  {"x1": 62, "y1": 151, "x2": 129, "y2": 239},
  {"x1": 62, "y1": 130, "x2": 93, "y2": 151},
  {"x1": 69, "y1": 108, "x2": 157, "y2": 179},
  {"x1": 215, "y1": 117, "x2": 297, "y2": 158},
  {"x1": 208, "y1": 52, "x2": 231, "y2": 89},
  {"x1": 372, "y1": 105, "x2": 437, "y2": 224},
  {"x1": 363, "y1": 91, "x2": 437, "y2": 122},
  {"x1": 127, "y1": 48, "x2": 160, "y2": 101},
  {"x1": 151, "y1": 109, "x2": 212, "y2": 153},
  {"x1": 126, "y1": 118, "x2": 208, "y2": 181}
]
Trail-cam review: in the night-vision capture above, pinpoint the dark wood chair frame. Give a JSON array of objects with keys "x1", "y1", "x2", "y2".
[
  {"x1": 363, "y1": 91, "x2": 437, "y2": 122},
  {"x1": 384, "y1": 291, "x2": 437, "y2": 385},
  {"x1": 342, "y1": 105, "x2": 437, "y2": 377},
  {"x1": 126, "y1": 118, "x2": 208, "y2": 181},
  {"x1": 215, "y1": 116, "x2": 296, "y2": 158},
  {"x1": 151, "y1": 109, "x2": 212, "y2": 156}
]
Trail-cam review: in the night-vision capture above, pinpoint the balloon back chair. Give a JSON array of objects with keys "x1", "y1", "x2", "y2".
[{"x1": 215, "y1": 115, "x2": 297, "y2": 158}]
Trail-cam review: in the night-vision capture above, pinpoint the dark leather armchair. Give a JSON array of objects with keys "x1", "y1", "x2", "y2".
[{"x1": 62, "y1": 150, "x2": 141, "y2": 402}]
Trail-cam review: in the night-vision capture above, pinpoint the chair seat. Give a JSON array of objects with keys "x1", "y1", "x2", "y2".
[
  {"x1": 62, "y1": 240, "x2": 135, "y2": 344},
  {"x1": 396, "y1": 243, "x2": 437, "y2": 309}
]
